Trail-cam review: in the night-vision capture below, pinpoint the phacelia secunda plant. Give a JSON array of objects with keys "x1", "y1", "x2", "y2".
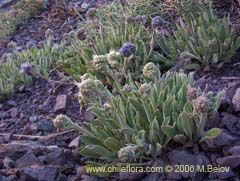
[{"x1": 54, "y1": 72, "x2": 223, "y2": 162}]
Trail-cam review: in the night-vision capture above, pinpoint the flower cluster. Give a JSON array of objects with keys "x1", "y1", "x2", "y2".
[
  {"x1": 52, "y1": 114, "x2": 72, "y2": 131},
  {"x1": 187, "y1": 87, "x2": 202, "y2": 100},
  {"x1": 151, "y1": 16, "x2": 164, "y2": 29},
  {"x1": 92, "y1": 55, "x2": 110, "y2": 72},
  {"x1": 121, "y1": 84, "x2": 133, "y2": 93},
  {"x1": 76, "y1": 74, "x2": 104, "y2": 107},
  {"x1": 20, "y1": 63, "x2": 35, "y2": 76},
  {"x1": 118, "y1": 146, "x2": 136, "y2": 163},
  {"x1": 143, "y1": 62, "x2": 159, "y2": 80},
  {"x1": 107, "y1": 51, "x2": 121, "y2": 69},
  {"x1": 194, "y1": 96, "x2": 211, "y2": 113},
  {"x1": 119, "y1": 43, "x2": 136, "y2": 57}
]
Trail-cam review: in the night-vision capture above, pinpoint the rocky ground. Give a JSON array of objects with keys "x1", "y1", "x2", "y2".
[{"x1": 0, "y1": 0, "x2": 240, "y2": 181}]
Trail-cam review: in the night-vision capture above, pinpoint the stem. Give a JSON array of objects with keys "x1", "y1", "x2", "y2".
[
  {"x1": 147, "y1": 30, "x2": 156, "y2": 60},
  {"x1": 123, "y1": 57, "x2": 129, "y2": 79},
  {"x1": 196, "y1": 113, "x2": 207, "y2": 141},
  {"x1": 0, "y1": 129, "x2": 76, "y2": 140},
  {"x1": 33, "y1": 71, "x2": 74, "y2": 86}
]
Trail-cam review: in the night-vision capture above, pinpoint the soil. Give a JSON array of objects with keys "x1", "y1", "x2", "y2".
[{"x1": 0, "y1": 0, "x2": 240, "y2": 180}]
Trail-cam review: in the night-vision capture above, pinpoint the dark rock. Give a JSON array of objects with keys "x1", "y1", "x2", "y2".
[
  {"x1": 8, "y1": 108, "x2": 18, "y2": 118},
  {"x1": 37, "y1": 119, "x2": 54, "y2": 132},
  {"x1": 3, "y1": 175, "x2": 18, "y2": 181},
  {"x1": 119, "y1": 171, "x2": 145, "y2": 181},
  {"x1": 54, "y1": 94, "x2": 69, "y2": 113},
  {"x1": 26, "y1": 40, "x2": 37, "y2": 49},
  {"x1": 220, "y1": 96, "x2": 230, "y2": 110},
  {"x1": 29, "y1": 115, "x2": 38, "y2": 122},
  {"x1": 166, "y1": 172, "x2": 182, "y2": 179},
  {"x1": 168, "y1": 149, "x2": 196, "y2": 178},
  {"x1": 214, "y1": 132, "x2": 235, "y2": 147},
  {"x1": 0, "y1": 112, "x2": 10, "y2": 119},
  {"x1": 68, "y1": 136, "x2": 80, "y2": 149},
  {"x1": 16, "y1": 151, "x2": 39, "y2": 168},
  {"x1": 38, "y1": 155, "x2": 47, "y2": 164},
  {"x1": 46, "y1": 148, "x2": 64, "y2": 165},
  {"x1": 228, "y1": 146, "x2": 240, "y2": 155},
  {"x1": 232, "y1": 88, "x2": 240, "y2": 112},
  {"x1": 142, "y1": 173, "x2": 160, "y2": 181},
  {"x1": 7, "y1": 100, "x2": 17, "y2": 107},
  {"x1": 3, "y1": 157, "x2": 15, "y2": 169},
  {"x1": 208, "y1": 172, "x2": 217, "y2": 179},
  {"x1": 18, "y1": 85, "x2": 26, "y2": 93},
  {"x1": 216, "y1": 155, "x2": 240, "y2": 168},
  {"x1": 19, "y1": 165, "x2": 58, "y2": 181},
  {"x1": 193, "y1": 154, "x2": 210, "y2": 180},
  {"x1": 220, "y1": 113, "x2": 239, "y2": 134},
  {"x1": 22, "y1": 123, "x2": 38, "y2": 135},
  {"x1": 57, "y1": 174, "x2": 68, "y2": 181},
  {"x1": 216, "y1": 168, "x2": 235, "y2": 179}
]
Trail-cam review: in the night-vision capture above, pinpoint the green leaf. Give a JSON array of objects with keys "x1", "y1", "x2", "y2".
[
  {"x1": 183, "y1": 63, "x2": 200, "y2": 70},
  {"x1": 80, "y1": 135, "x2": 105, "y2": 146},
  {"x1": 179, "y1": 112, "x2": 193, "y2": 140},
  {"x1": 200, "y1": 128, "x2": 222, "y2": 142},
  {"x1": 104, "y1": 137, "x2": 122, "y2": 151},
  {"x1": 79, "y1": 146, "x2": 101, "y2": 159},
  {"x1": 161, "y1": 125, "x2": 177, "y2": 138},
  {"x1": 129, "y1": 98, "x2": 148, "y2": 122}
]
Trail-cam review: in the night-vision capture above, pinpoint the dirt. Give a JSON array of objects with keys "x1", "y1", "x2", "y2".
[{"x1": 0, "y1": 0, "x2": 240, "y2": 180}]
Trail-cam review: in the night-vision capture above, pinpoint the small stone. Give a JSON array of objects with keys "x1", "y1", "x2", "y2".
[
  {"x1": 232, "y1": 88, "x2": 240, "y2": 112},
  {"x1": 38, "y1": 156, "x2": 47, "y2": 164},
  {"x1": 46, "y1": 148, "x2": 64, "y2": 165},
  {"x1": 23, "y1": 123, "x2": 38, "y2": 135},
  {"x1": 26, "y1": 40, "x2": 37, "y2": 49},
  {"x1": 81, "y1": 3, "x2": 89, "y2": 9},
  {"x1": 213, "y1": 132, "x2": 235, "y2": 147},
  {"x1": 227, "y1": 146, "x2": 240, "y2": 155},
  {"x1": 16, "y1": 151, "x2": 40, "y2": 168},
  {"x1": 3, "y1": 157, "x2": 15, "y2": 169},
  {"x1": 29, "y1": 115, "x2": 38, "y2": 122},
  {"x1": 8, "y1": 108, "x2": 18, "y2": 118},
  {"x1": 54, "y1": 94, "x2": 69, "y2": 113},
  {"x1": 18, "y1": 85, "x2": 26, "y2": 93},
  {"x1": 37, "y1": 120, "x2": 54, "y2": 132},
  {"x1": 19, "y1": 165, "x2": 58, "y2": 181},
  {"x1": 216, "y1": 155, "x2": 240, "y2": 168},
  {"x1": 220, "y1": 113, "x2": 238, "y2": 134},
  {"x1": 7, "y1": 100, "x2": 17, "y2": 107},
  {"x1": 68, "y1": 136, "x2": 80, "y2": 149}
]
